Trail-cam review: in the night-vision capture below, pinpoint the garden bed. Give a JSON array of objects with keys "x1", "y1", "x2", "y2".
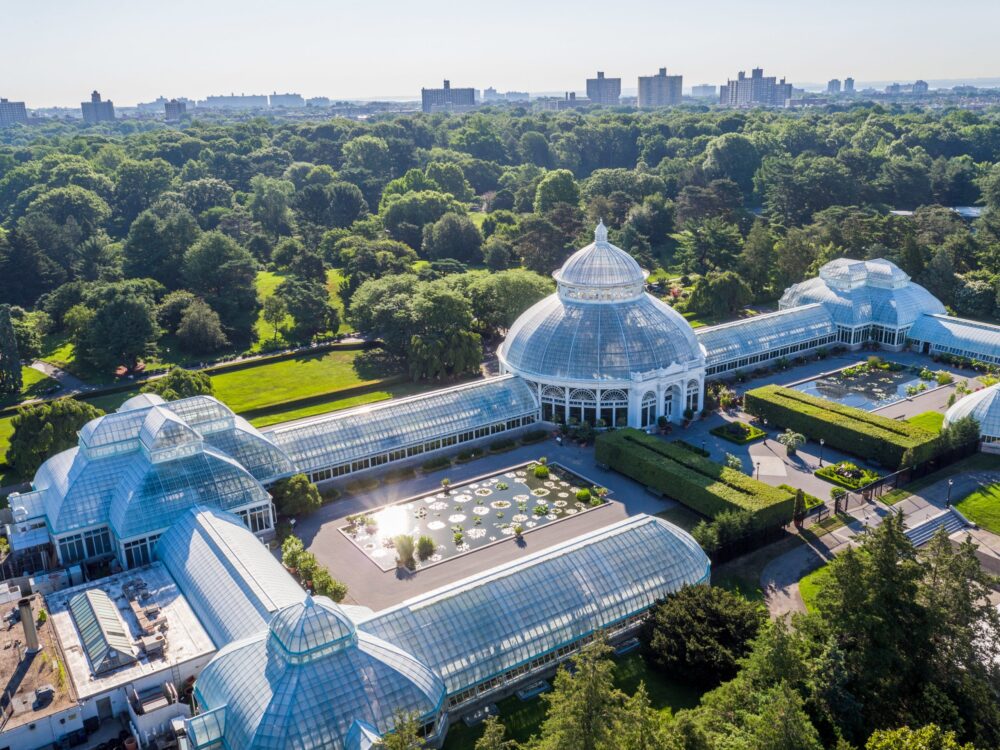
[
  {"x1": 814, "y1": 461, "x2": 881, "y2": 490},
  {"x1": 710, "y1": 421, "x2": 766, "y2": 445},
  {"x1": 339, "y1": 462, "x2": 609, "y2": 571}
]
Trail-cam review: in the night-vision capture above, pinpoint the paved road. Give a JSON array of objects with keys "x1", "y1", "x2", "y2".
[{"x1": 760, "y1": 469, "x2": 1000, "y2": 616}]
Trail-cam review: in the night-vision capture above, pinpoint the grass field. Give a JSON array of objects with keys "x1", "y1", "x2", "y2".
[
  {"x1": 955, "y1": 483, "x2": 1000, "y2": 535},
  {"x1": 441, "y1": 652, "x2": 702, "y2": 750},
  {"x1": 211, "y1": 349, "x2": 376, "y2": 413},
  {"x1": 907, "y1": 411, "x2": 945, "y2": 434},
  {"x1": 0, "y1": 368, "x2": 58, "y2": 409},
  {"x1": 798, "y1": 564, "x2": 831, "y2": 612}
]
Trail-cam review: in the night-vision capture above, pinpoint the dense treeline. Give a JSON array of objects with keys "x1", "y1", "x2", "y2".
[{"x1": 1, "y1": 105, "x2": 1000, "y2": 385}]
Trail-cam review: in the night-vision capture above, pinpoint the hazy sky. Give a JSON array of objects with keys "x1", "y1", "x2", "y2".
[{"x1": 5, "y1": 0, "x2": 1000, "y2": 107}]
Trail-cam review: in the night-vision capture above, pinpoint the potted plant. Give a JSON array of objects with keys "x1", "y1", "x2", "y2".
[
  {"x1": 777, "y1": 429, "x2": 806, "y2": 456},
  {"x1": 440, "y1": 477, "x2": 451, "y2": 489},
  {"x1": 514, "y1": 524, "x2": 524, "y2": 539},
  {"x1": 656, "y1": 415, "x2": 669, "y2": 434}
]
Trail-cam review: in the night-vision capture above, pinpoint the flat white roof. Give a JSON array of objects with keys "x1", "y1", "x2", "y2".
[{"x1": 46, "y1": 563, "x2": 216, "y2": 700}]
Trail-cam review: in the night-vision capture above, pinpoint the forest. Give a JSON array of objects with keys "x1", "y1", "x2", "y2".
[{"x1": 1, "y1": 103, "x2": 1000, "y2": 390}]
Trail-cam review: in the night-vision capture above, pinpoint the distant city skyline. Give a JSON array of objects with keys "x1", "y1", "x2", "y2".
[{"x1": 6, "y1": 0, "x2": 1000, "y2": 108}]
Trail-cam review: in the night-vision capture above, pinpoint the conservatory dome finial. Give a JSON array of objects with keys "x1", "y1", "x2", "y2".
[{"x1": 594, "y1": 220, "x2": 608, "y2": 244}]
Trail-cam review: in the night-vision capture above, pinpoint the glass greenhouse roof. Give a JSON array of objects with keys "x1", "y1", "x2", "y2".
[
  {"x1": 697, "y1": 304, "x2": 836, "y2": 367},
  {"x1": 190, "y1": 601, "x2": 445, "y2": 750},
  {"x1": 25, "y1": 396, "x2": 289, "y2": 536},
  {"x1": 907, "y1": 315, "x2": 1000, "y2": 361},
  {"x1": 108, "y1": 446, "x2": 272, "y2": 541},
  {"x1": 157, "y1": 507, "x2": 305, "y2": 648},
  {"x1": 779, "y1": 259, "x2": 945, "y2": 328},
  {"x1": 500, "y1": 293, "x2": 704, "y2": 382},
  {"x1": 263, "y1": 376, "x2": 538, "y2": 473},
  {"x1": 361, "y1": 514, "x2": 710, "y2": 696},
  {"x1": 68, "y1": 588, "x2": 137, "y2": 676},
  {"x1": 944, "y1": 384, "x2": 1000, "y2": 438}
]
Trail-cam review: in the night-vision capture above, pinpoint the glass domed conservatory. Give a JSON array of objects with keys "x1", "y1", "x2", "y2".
[
  {"x1": 944, "y1": 384, "x2": 1000, "y2": 452},
  {"x1": 499, "y1": 222, "x2": 706, "y2": 428}
]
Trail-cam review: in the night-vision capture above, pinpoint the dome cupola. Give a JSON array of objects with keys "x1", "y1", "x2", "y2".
[{"x1": 553, "y1": 221, "x2": 648, "y2": 302}]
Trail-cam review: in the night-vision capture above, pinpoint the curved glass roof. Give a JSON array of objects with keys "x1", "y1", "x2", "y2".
[
  {"x1": 27, "y1": 395, "x2": 291, "y2": 536},
  {"x1": 907, "y1": 315, "x2": 1000, "y2": 365},
  {"x1": 108, "y1": 447, "x2": 271, "y2": 541},
  {"x1": 157, "y1": 507, "x2": 305, "y2": 648},
  {"x1": 554, "y1": 222, "x2": 646, "y2": 289},
  {"x1": 499, "y1": 293, "x2": 703, "y2": 382},
  {"x1": 697, "y1": 304, "x2": 835, "y2": 367},
  {"x1": 263, "y1": 376, "x2": 538, "y2": 473},
  {"x1": 944, "y1": 384, "x2": 1000, "y2": 438},
  {"x1": 190, "y1": 602, "x2": 445, "y2": 750},
  {"x1": 269, "y1": 597, "x2": 357, "y2": 663},
  {"x1": 361, "y1": 514, "x2": 710, "y2": 697},
  {"x1": 779, "y1": 258, "x2": 945, "y2": 327}
]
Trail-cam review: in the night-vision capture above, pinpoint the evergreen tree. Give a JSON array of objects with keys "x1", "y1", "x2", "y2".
[
  {"x1": 535, "y1": 640, "x2": 624, "y2": 750},
  {"x1": 0, "y1": 304, "x2": 23, "y2": 395},
  {"x1": 475, "y1": 717, "x2": 518, "y2": 750}
]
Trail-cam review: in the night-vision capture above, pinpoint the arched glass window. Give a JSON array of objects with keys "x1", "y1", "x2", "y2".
[
  {"x1": 541, "y1": 385, "x2": 566, "y2": 423},
  {"x1": 568, "y1": 389, "x2": 598, "y2": 426},
  {"x1": 686, "y1": 380, "x2": 700, "y2": 413},
  {"x1": 600, "y1": 389, "x2": 629, "y2": 427}
]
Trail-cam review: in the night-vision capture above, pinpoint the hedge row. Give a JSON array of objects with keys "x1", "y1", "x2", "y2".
[
  {"x1": 595, "y1": 429, "x2": 794, "y2": 528},
  {"x1": 743, "y1": 385, "x2": 940, "y2": 469}
]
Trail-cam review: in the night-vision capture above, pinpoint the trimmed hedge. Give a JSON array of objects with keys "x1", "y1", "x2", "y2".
[
  {"x1": 489, "y1": 438, "x2": 517, "y2": 453},
  {"x1": 710, "y1": 421, "x2": 766, "y2": 445},
  {"x1": 520, "y1": 429, "x2": 549, "y2": 445},
  {"x1": 743, "y1": 385, "x2": 940, "y2": 469},
  {"x1": 596, "y1": 429, "x2": 793, "y2": 528}
]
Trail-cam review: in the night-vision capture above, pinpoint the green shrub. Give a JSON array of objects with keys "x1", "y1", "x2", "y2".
[
  {"x1": 777, "y1": 484, "x2": 823, "y2": 510},
  {"x1": 416, "y1": 535, "x2": 436, "y2": 561},
  {"x1": 489, "y1": 438, "x2": 517, "y2": 453},
  {"x1": 533, "y1": 465, "x2": 550, "y2": 479},
  {"x1": 421, "y1": 455, "x2": 452, "y2": 472},
  {"x1": 456, "y1": 447, "x2": 485, "y2": 462},
  {"x1": 520, "y1": 429, "x2": 549, "y2": 444},
  {"x1": 743, "y1": 385, "x2": 940, "y2": 469},
  {"x1": 394, "y1": 534, "x2": 416, "y2": 569},
  {"x1": 595, "y1": 429, "x2": 793, "y2": 528},
  {"x1": 270, "y1": 474, "x2": 323, "y2": 516},
  {"x1": 383, "y1": 466, "x2": 416, "y2": 483},
  {"x1": 710, "y1": 421, "x2": 766, "y2": 445},
  {"x1": 576, "y1": 488, "x2": 591, "y2": 503}
]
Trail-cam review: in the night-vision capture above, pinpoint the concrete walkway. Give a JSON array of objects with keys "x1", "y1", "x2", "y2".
[
  {"x1": 760, "y1": 469, "x2": 1000, "y2": 616},
  {"x1": 29, "y1": 360, "x2": 90, "y2": 397}
]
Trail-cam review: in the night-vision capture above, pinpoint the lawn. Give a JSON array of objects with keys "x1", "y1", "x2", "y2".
[
  {"x1": 882, "y1": 453, "x2": 1000, "y2": 505},
  {"x1": 0, "y1": 368, "x2": 58, "y2": 409},
  {"x1": 210, "y1": 349, "x2": 377, "y2": 414},
  {"x1": 955, "y1": 483, "x2": 1000, "y2": 535},
  {"x1": 798, "y1": 564, "x2": 831, "y2": 612},
  {"x1": 247, "y1": 382, "x2": 428, "y2": 428},
  {"x1": 907, "y1": 411, "x2": 945, "y2": 434},
  {"x1": 441, "y1": 651, "x2": 703, "y2": 750}
]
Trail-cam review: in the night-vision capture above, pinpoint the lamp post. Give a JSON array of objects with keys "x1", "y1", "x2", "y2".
[
  {"x1": 701, "y1": 440, "x2": 707, "y2": 455},
  {"x1": 819, "y1": 438, "x2": 825, "y2": 467},
  {"x1": 756, "y1": 461, "x2": 761, "y2": 480},
  {"x1": 947, "y1": 478, "x2": 954, "y2": 507}
]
